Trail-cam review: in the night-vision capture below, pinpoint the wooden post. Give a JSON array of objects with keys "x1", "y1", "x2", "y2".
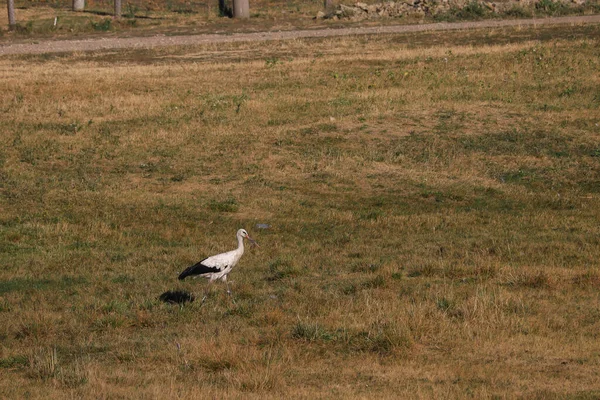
[
  {"x1": 232, "y1": 0, "x2": 249, "y2": 18},
  {"x1": 114, "y1": 0, "x2": 121, "y2": 18},
  {"x1": 72, "y1": 0, "x2": 85, "y2": 11},
  {"x1": 324, "y1": 0, "x2": 333, "y2": 11},
  {"x1": 7, "y1": 0, "x2": 16, "y2": 29}
]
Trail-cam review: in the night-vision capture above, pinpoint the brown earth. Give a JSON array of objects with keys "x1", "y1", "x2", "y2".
[{"x1": 0, "y1": 14, "x2": 599, "y2": 55}]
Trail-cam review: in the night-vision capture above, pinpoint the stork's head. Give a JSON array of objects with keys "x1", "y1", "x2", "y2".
[{"x1": 238, "y1": 228, "x2": 259, "y2": 247}]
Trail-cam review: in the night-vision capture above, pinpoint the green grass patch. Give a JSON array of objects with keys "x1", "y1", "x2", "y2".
[{"x1": 0, "y1": 276, "x2": 88, "y2": 295}]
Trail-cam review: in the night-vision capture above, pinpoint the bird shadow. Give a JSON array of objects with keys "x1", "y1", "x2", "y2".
[{"x1": 159, "y1": 290, "x2": 195, "y2": 305}]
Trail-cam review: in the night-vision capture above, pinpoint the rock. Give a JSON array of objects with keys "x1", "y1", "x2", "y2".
[
  {"x1": 328, "y1": 0, "x2": 581, "y2": 21},
  {"x1": 340, "y1": 4, "x2": 357, "y2": 15},
  {"x1": 316, "y1": 10, "x2": 326, "y2": 18}
]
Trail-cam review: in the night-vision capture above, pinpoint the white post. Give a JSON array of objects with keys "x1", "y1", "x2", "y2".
[
  {"x1": 114, "y1": 0, "x2": 121, "y2": 18},
  {"x1": 72, "y1": 0, "x2": 85, "y2": 11},
  {"x1": 232, "y1": 0, "x2": 249, "y2": 18},
  {"x1": 7, "y1": 0, "x2": 16, "y2": 29}
]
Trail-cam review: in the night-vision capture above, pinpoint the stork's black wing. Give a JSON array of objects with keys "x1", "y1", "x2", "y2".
[{"x1": 178, "y1": 260, "x2": 222, "y2": 280}]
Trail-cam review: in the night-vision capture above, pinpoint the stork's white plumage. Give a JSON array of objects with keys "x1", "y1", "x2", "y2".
[{"x1": 178, "y1": 228, "x2": 257, "y2": 302}]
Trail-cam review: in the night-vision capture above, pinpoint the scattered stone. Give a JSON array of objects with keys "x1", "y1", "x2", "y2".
[
  {"x1": 484, "y1": 1, "x2": 496, "y2": 11},
  {"x1": 339, "y1": 4, "x2": 357, "y2": 16},
  {"x1": 315, "y1": 0, "x2": 586, "y2": 20}
]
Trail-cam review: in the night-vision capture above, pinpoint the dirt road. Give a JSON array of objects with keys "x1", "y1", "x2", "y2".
[{"x1": 1, "y1": 14, "x2": 599, "y2": 56}]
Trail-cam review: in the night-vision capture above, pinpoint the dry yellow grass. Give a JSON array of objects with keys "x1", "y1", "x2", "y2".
[{"x1": 1, "y1": 24, "x2": 600, "y2": 398}]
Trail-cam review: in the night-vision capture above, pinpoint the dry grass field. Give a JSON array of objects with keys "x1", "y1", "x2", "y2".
[{"x1": 1, "y1": 23, "x2": 600, "y2": 398}]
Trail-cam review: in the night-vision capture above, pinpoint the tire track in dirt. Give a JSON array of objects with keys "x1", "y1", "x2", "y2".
[{"x1": 1, "y1": 14, "x2": 599, "y2": 56}]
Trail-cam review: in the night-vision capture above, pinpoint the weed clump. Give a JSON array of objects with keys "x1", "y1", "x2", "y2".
[
  {"x1": 535, "y1": 0, "x2": 567, "y2": 14},
  {"x1": 434, "y1": 0, "x2": 488, "y2": 21},
  {"x1": 265, "y1": 258, "x2": 300, "y2": 281},
  {"x1": 504, "y1": 270, "x2": 553, "y2": 289},
  {"x1": 209, "y1": 197, "x2": 239, "y2": 213},
  {"x1": 91, "y1": 18, "x2": 112, "y2": 31},
  {"x1": 291, "y1": 320, "x2": 412, "y2": 356},
  {"x1": 0, "y1": 355, "x2": 28, "y2": 369},
  {"x1": 28, "y1": 348, "x2": 88, "y2": 388}
]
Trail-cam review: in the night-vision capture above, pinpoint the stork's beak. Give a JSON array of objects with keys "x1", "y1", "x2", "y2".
[{"x1": 247, "y1": 236, "x2": 259, "y2": 247}]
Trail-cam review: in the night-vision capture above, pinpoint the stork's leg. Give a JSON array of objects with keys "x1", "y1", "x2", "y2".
[
  {"x1": 222, "y1": 276, "x2": 236, "y2": 304},
  {"x1": 201, "y1": 281, "x2": 213, "y2": 303},
  {"x1": 223, "y1": 276, "x2": 231, "y2": 294}
]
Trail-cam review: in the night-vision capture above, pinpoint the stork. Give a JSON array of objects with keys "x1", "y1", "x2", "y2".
[{"x1": 178, "y1": 228, "x2": 258, "y2": 302}]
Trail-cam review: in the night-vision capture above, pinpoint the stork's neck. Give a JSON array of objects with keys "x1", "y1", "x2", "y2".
[{"x1": 236, "y1": 234, "x2": 245, "y2": 255}]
